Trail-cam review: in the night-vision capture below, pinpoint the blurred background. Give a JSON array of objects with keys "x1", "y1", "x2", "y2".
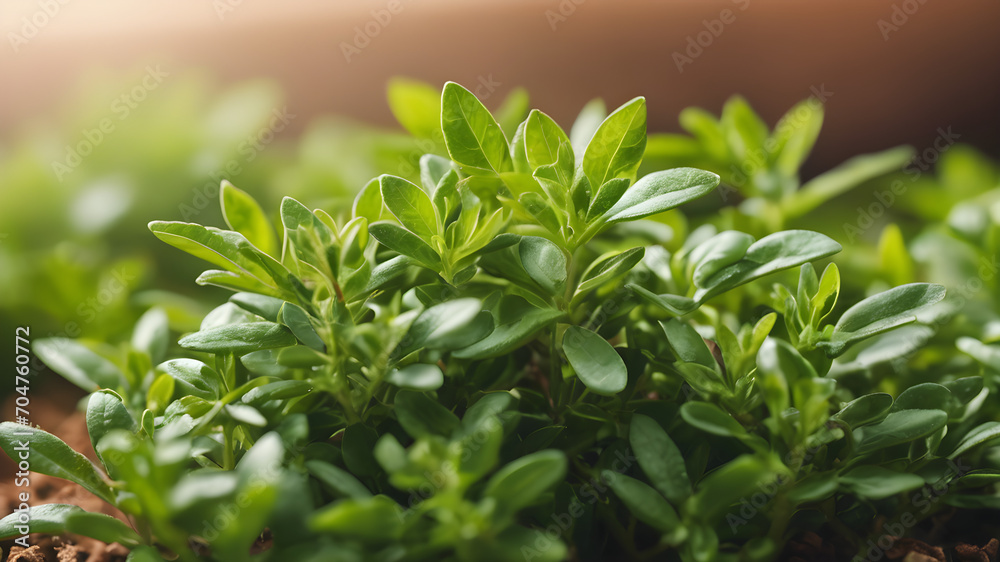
[{"x1": 2, "y1": 0, "x2": 999, "y2": 371}]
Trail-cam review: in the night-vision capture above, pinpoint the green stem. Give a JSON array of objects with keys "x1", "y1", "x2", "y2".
[{"x1": 222, "y1": 424, "x2": 236, "y2": 471}]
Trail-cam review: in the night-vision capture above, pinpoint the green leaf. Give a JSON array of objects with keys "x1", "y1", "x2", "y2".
[
  {"x1": 387, "y1": 78, "x2": 441, "y2": 140},
  {"x1": 453, "y1": 296, "x2": 564, "y2": 359},
  {"x1": 353, "y1": 178, "x2": 384, "y2": 221},
  {"x1": 689, "y1": 231, "x2": 756, "y2": 289},
  {"x1": 660, "y1": 320, "x2": 717, "y2": 369},
  {"x1": 386, "y1": 363, "x2": 444, "y2": 390},
  {"x1": 680, "y1": 402, "x2": 747, "y2": 439},
  {"x1": 370, "y1": 222, "x2": 442, "y2": 270},
  {"x1": 379, "y1": 175, "x2": 440, "y2": 240},
  {"x1": 420, "y1": 153, "x2": 455, "y2": 194},
  {"x1": 441, "y1": 81, "x2": 510, "y2": 175},
  {"x1": 86, "y1": 390, "x2": 137, "y2": 470},
  {"x1": 782, "y1": 146, "x2": 915, "y2": 218},
  {"x1": 694, "y1": 230, "x2": 842, "y2": 304},
  {"x1": 0, "y1": 423, "x2": 114, "y2": 504},
  {"x1": 342, "y1": 425, "x2": 380, "y2": 477},
  {"x1": 563, "y1": 326, "x2": 627, "y2": 396},
  {"x1": 687, "y1": 455, "x2": 777, "y2": 524},
  {"x1": 310, "y1": 495, "x2": 402, "y2": 541},
  {"x1": 0, "y1": 504, "x2": 84, "y2": 540},
  {"x1": 606, "y1": 472, "x2": 682, "y2": 535},
  {"x1": 524, "y1": 109, "x2": 572, "y2": 171},
  {"x1": 628, "y1": 285, "x2": 698, "y2": 316},
  {"x1": 179, "y1": 321, "x2": 297, "y2": 355},
  {"x1": 583, "y1": 97, "x2": 646, "y2": 187},
  {"x1": 575, "y1": 247, "x2": 644, "y2": 298},
  {"x1": 570, "y1": 98, "x2": 606, "y2": 155},
  {"x1": 853, "y1": 410, "x2": 949, "y2": 457},
  {"x1": 158, "y1": 358, "x2": 222, "y2": 400},
  {"x1": 587, "y1": 178, "x2": 631, "y2": 221},
  {"x1": 819, "y1": 283, "x2": 947, "y2": 357},
  {"x1": 771, "y1": 98, "x2": 824, "y2": 178},
  {"x1": 602, "y1": 168, "x2": 720, "y2": 225},
  {"x1": 278, "y1": 302, "x2": 325, "y2": 352},
  {"x1": 948, "y1": 422, "x2": 1000, "y2": 460},
  {"x1": 65, "y1": 511, "x2": 142, "y2": 546},
  {"x1": 833, "y1": 393, "x2": 893, "y2": 428},
  {"x1": 242, "y1": 380, "x2": 313, "y2": 405},
  {"x1": 306, "y1": 460, "x2": 372, "y2": 499},
  {"x1": 891, "y1": 383, "x2": 952, "y2": 412},
  {"x1": 276, "y1": 345, "x2": 328, "y2": 367},
  {"x1": 149, "y1": 221, "x2": 282, "y2": 292},
  {"x1": 839, "y1": 466, "x2": 924, "y2": 500},
  {"x1": 630, "y1": 414, "x2": 691, "y2": 505},
  {"x1": 482, "y1": 450, "x2": 566, "y2": 518},
  {"x1": 34, "y1": 338, "x2": 124, "y2": 392},
  {"x1": 519, "y1": 236, "x2": 567, "y2": 296},
  {"x1": 220, "y1": 180, "x2": 278, "y2": 256},
  {"x1": 394, "y1": 390, "x2": 460, "y2": 438},
  {"x1": 404, "y1": 298, "x2": 485, "y2": 352},
  {"x1": 131, "y1": 307, "x2": 169, "y2": 364}
]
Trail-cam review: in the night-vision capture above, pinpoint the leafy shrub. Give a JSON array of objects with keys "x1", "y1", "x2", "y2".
[{"x1": 4, "y1": 81, "x2": 1000, "y2": 562}]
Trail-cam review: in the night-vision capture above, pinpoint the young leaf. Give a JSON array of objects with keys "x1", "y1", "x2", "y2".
[
  {"x1": 441, "y1": 82, "x2": 510, "y2": 175},
  {"x1": 86, "y1": 390, "x2": 137, "y2": 469},
  {"x1": 379, "y1": 174, "x2": 440, "y2": 240},
  {"x1": 563, "y1": 326, "x2": 628, "y2": 396},
  {"x1": 583, "y1": 97, "x2": 646, "y2": 187},
  {"x1": 369, "y1": 222, "x2": 442, "y2": 270},
  {"x1": 819, "y1": 283, "x2": 947, "y2": 357},
  {"x1": 602, "y1": 168, "x2": 720, "y2": 226},
  {"x1": 629, "y1": 414, "x2": 692, "y2": 505},
  {"x1": 570, "y1": 98, "x2": 607, "y2": 155},
  {"x1": 149, "y1": 221, "x2": 280, "y2": 291},
  {"x1": 680, "y1": 402, "x2": 747, "y2": 439},
  {"x1": 524, "y1": 109, "x2": 572, "y2": 171},
  {"x1": 0, "y1": 423, "x2": 114, "y2": 504},
  {"x1": 220, "y1": 180, "x2": 278, "y2": 257}
]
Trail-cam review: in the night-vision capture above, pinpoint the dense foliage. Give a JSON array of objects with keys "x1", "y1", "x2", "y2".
[{"x1": 3, "y1": 80, "x2": 1000, "y2": 562}]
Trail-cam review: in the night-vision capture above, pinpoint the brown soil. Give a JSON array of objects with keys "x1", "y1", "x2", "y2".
[{"x1": 1, "y1": 390, "x2": 130, "y2": 562}]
